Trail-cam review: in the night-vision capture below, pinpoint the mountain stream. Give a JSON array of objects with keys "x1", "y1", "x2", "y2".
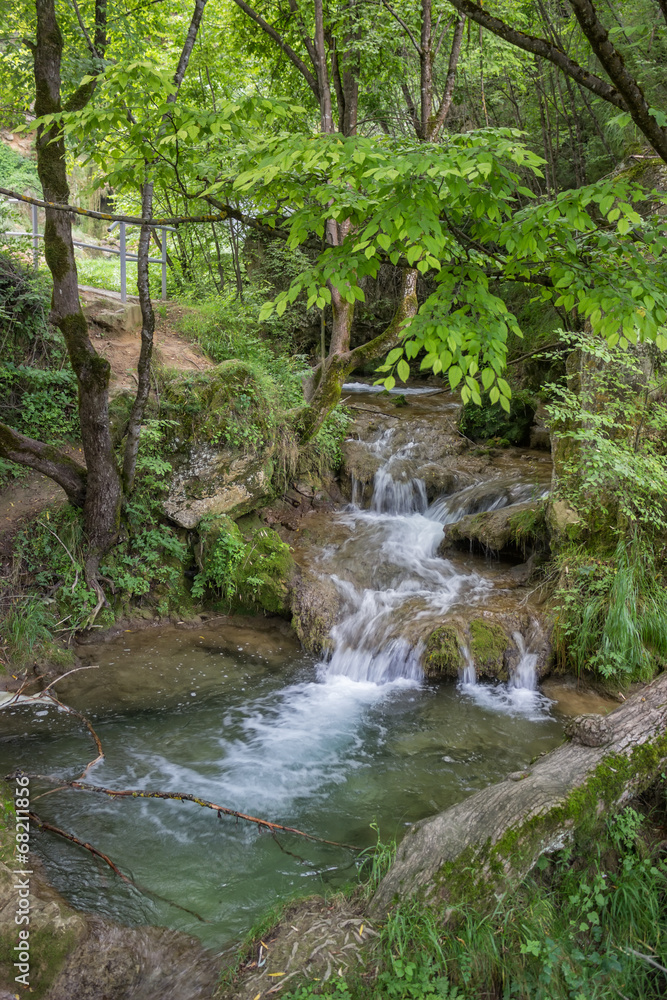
[{"x1": 0, "y1": 385, "x2": 614, "y2": 949}]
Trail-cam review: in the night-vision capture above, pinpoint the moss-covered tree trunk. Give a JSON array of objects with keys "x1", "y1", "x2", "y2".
[
  {"x1": 371, "y1": 672, "x2": 667, "y2": 915},
  {"x1": 295, "y1": 268, "x2": 418, "y2": 441},
  {"x1": 30, "y1": 0, "x2": 122, "y2": 591}
]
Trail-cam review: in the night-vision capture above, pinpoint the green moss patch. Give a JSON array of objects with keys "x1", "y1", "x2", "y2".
[{"x1": 424, "y1": 625, "x2": 464, "y2": 679}]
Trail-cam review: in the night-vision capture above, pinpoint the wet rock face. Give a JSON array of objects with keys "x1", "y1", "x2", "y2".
[
  {"x1": 291, "y1": 572, "x2": 341, "y2": 655},
  {"x1": 442, "y1": 499, "x2": 549, "y2": 559},
  {"x1": 564, "y1": 713, "x2": 613, "y2": 747},
  {"x1": 424, "y1": 611, "x2": 552, "y2": 683}
]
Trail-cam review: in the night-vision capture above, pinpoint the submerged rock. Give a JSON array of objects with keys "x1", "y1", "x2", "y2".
[{"x1": 0, "y1": 858, "x2": 220, "y2": 1000}]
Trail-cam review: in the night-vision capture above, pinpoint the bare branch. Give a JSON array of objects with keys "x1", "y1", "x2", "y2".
[
  {"x1": 444, "y1": 0, "x2": 627, "y2": 110},
  {"x1": 428, "y1": 14, "x2": 465, "y2": 139},
  {"x1": 231, "y1": 0, "x2": 319, "y2": 98},
  {"x1": 20, "y1": 776, "x2": 362, "y2": 850},
  {"x1": 379, "y1": 0, "x2": 422, "y2": 56}
]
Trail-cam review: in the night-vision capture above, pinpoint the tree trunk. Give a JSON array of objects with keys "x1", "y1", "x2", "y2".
[
  {"x1": 122, "y1": 180, "x2": 156, "y2": 492},
  {"x1": 32, "y1": 0, "x2": 122, "y2": 575},
  {"x1": 0, "y1": 425, "x2": 86, "y2": 506},
  {"x1": 294, "y1": 269, "x2": 418, "y2": 441},
  {"x1": 371, "y1": 670, "x2": 667, "y2": 915}
]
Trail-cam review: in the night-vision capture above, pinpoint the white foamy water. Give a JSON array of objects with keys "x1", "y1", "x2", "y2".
[
  {"x1": 343, "y1": 382, "x2": 441, "y2": 395},
  {"x1": 458, "y1": 633, "x2": 551, "y2": 719}
]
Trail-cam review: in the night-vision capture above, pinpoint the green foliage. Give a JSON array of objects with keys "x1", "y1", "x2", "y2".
[
  {"x1": 0, "y1": 363, "x2": 79, "y2": 441},
  {"x1": 0, "y1": 143, "x2": 39, "y2": 193},
  {"x1": 176, "y1": 293, "x2": 309, "y2": 407},
  {"x1": 546, "y1": 334, "x2": 667, "y2": 537},
  {"x1": 554, "y1": 536, "x2": 667, "y2": 684},
  {"x1": 101, "y1": 419, "x2": 188, "y2": 612},
  {"x1": 311, "y1": 406, "x2": 352, "y2": 471},
  {"x1": 0, "y1": 252, "x2": 59, "y2": 365},
  {"x1": 0, "y1": 595, "x2": 53, "y2": 670},
  {"x1": 459, "y1": 387, "x2": 536, "y2": 445},
  {"x1": 231, "y1": 131, "x2": 667, "y2": 404},
  {"x1": 192, "y1": 514, "x2": 294, "y2": 614},
  {"x1": 13, "y1": 506, "x2": 102, "y2": 632}
]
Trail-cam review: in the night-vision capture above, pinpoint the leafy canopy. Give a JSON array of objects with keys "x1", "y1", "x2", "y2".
[{"x1": 213, "y1": 128, "x2": 667, "y2": 407}]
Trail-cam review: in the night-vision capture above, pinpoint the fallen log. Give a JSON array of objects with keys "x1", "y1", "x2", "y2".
[{"x1": 371, "y1": 671, "x2": 667, "y2": 915}]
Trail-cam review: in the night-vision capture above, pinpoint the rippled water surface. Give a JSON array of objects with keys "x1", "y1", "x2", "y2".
[{"x1": 0, "y1": 621, "x2": 568, "y2": 947}]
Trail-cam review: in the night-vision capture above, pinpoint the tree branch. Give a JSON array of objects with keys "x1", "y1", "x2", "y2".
[
  {"x1": 0, "y1": 423, "x2": 87, "y2": 506},
  {"x1": 231, "y1": 0, "x2": 320, "y2": 98},
  {"x1": 21, "y1": 775, "x2": 361, "y2": 850},
  {"x1": 444, "y1": 0, "x2": 627, "y2": 110},
  {"x1": 0, "y1": 184, "x2": 263, "y2": 228},
  {"x1": 379, "y1": 0, "x2": 422, "y2": 56},
  {"x1": 428, "y1": 13, "x2": 465, "y2": 139},
  {"x1": 568, "y1": 0, "x2": 667, "y2": 162}
]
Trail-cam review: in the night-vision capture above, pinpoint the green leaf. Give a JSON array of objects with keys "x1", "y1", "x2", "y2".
[
  {"x1": 481, "y1": 368, "x2": 495, "y2": 391},
  {"x1": 448, "y1": 365, "x2": 463, "y2": 389},
  {"x1": 397, "y1": 359, "x2": 410, "y2": 382}
]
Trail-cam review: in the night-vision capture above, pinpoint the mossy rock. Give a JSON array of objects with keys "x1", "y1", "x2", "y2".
[
  {"x1": 446, "y1": 500, "x2": 549, "y2": 558},
  {"x1": 469, "y1": 619, "x2": 511, "y2": 681},
  {"x1": 424, "y1": 624, "x2": 465, "y2": 679},
  {"x1": 291, "y1": 573, "x2": 341, "y2": 655},
  {"x1": 236, "y1": 526, "x2": 295, "y2": 616},
  {"x1": 195, "y1": 517, "x2": 294, "y2": 616},
  {"x1": 159, "y1": 361, "x2": 275, "y2": 449}
]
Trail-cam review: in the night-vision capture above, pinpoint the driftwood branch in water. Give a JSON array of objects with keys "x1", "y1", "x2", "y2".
[
  {"x1": 1, "y1": 677, "x2": 105, "y2": 779},
  {"x1": 372, "y1": 671, "x2": 667, "y2": 914},
  {"x1": 29, "y1": 812, "x2": 208, "y2": 923},
  {"x1": 18, "y1": 777, "x2": 361, "y2": 851}
]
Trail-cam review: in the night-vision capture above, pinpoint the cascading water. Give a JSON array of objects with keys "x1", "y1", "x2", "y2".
[
  {"x1": 511, "y1": 632, "x2": 539, "y2": 691},
  {"x1": 0, "y1": 382, "x2": 571, "y2": 952}
]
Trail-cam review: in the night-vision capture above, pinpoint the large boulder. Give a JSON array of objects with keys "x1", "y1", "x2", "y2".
[
  {"x1": 442, "y1": 499, "x2": 549, "y2": 558},
  {"x1": 164, "y1": 446, "x2": 273, "y2": 528},
  {"x1": 159, "y1": 362, "x2": 278, "y2": 528}
]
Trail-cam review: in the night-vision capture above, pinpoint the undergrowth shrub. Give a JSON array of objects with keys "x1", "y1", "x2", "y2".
[
  {"x1": 459, "y1": 387, "x2": 536, "y2": 445},
  {"x1": 284, "y1": 804, "x2": 667, "y2": 1000},
  {"x1": 546, "y1": 333, "x2": 667, "y2": 683},
  {"x1": 193, "y1": 514, "x2": 294, "y2": 614},
  {"x1": 554, "y1": 536, "x2": 667, "y2": 682}
]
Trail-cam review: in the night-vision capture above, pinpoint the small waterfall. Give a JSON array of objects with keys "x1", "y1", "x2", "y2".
[
  {"x1": 460, "y1": 646, "x2": 476, "y2": 685},
  {"x1": 322, "y1": 583, "x2": 426, "y2": 684},
  {"x1": 371, "y1": 467, "x2": 427, "y2": 515},
  {"x1": 510, "y1": 633, "x2": 538, "y2": 691}
]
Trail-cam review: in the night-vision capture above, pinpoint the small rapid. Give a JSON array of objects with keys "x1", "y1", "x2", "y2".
[
  {"x1": 0, "y1": 383, "x2": 571, "y2": 948},
  {"x1": 319, "y1": 403, "x2": 550, "y2": 711}
]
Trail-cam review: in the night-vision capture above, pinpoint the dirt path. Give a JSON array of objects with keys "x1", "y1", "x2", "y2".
[{"x1": 87, "y1": 298, "x2": 213, "y2": 393}]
